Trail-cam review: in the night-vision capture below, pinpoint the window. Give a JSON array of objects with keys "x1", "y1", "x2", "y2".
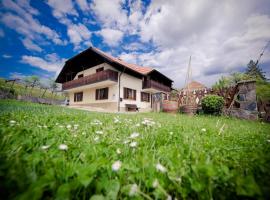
[
  {"x1": 96, "y1": 67, "x2": 104, "y2": 73},
  {"x1": 124, "y1": 87, "x2": 136, "y2": 100},
  {"x1": 74, "y1": 92, "x2": 83, "y2": 102},
  {"x1": 78, "y1": 74, "x2": 84, "y2": 78},
  {"x1": 141, "y1": 92, "x2": 150, "y2": 102},
  {"x1": 96, "y1": 87, "x2": 109, "y2": 100}
]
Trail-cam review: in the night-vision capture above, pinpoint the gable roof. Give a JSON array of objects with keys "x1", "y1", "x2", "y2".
[
  {"x1": 91, "y1": 47, "x2": 153, "y2": 75},
  {"x1": 182, "y1": 81, "x2": 207, "y2": 90},
  {"x1": 56, "y1": 46, "x2": 173, "y2": 83}
]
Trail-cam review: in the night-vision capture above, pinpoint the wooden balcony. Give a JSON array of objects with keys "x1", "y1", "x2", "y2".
[
  {"x1": 143, "y1": 79, "x2": 171, "y2": 92},
  {"x1": 62, "y1": 69, "x2": 118, "y2": 90}
]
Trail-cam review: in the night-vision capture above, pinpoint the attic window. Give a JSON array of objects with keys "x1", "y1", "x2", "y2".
[{"x1": 96, "y1": 67, "x2": 104, "y2": 73}]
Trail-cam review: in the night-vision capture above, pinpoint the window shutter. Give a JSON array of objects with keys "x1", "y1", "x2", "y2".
[
  {"x1": 134, "y1": 90, "x2": 136, "y2": 100},
  {"x1": 74, "y1": 93, "x2": 76, "y2": 102},
  {"x1": 124, "y1": 88, "x2": 127, "y2": 99},
  {"x1": 95, "y1": 89, "x2": 99, "y2": 100},
  {"x1": 105, "y1": 88, "x2": 108, "y2": 99}
]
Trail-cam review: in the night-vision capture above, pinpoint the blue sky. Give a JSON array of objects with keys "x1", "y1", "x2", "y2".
[{"x1": 0, "y1": 0, "x2": 269, "y2": 88}]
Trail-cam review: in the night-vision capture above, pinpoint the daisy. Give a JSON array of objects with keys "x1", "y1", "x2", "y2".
[
  {"x1": 129, "y1": 132, "x2": 139, "y2": 139},
  {"x1": 66, "y1": 124, "x2": 72, "y2": 129},
  {"x1": 116, "y1": 148, "x2": 121, "y2": 154},
  {"x1": 152, "y1": 179, "x2": 159, "y2": 188},
  {"x1": 112, "y1": 160, "x2": 122, "y2": 171},
  {"x1": 130, "y1": 141, "x2": 137, "y2": 148},
  {"x1": 94, "y1": 136, "x2": 99, "y2": 141},
  {"x1": 41, "y1": 145, "x2": 50, "y2": 150},
  {"x1": 267, "y1": 139, "x2": 270, "y2": 143},
  {"x1": 59, "y1": 144, "x2": 68, "y2": 150},
  {"x1": 96, "y1": 130, "x2": 103, "y2": 135},
  {"x1": 9, "y1": 120, "x2": 16, "y2": 124},
  {"x1": 201, "y1": 128, "x2": 206, "y2": 132},
  {"x1": 169, "y1": 132, "x2": 173, "y2": 135},
  {"x1": 123, "y1": 140, "x2": 130, "y2": 144},
  {"x1": 129, "y1": 184, "x2": 138, "y2": 196},
  {"x1": 156, "y1": 163, "x2": 167, "y2": 173}
]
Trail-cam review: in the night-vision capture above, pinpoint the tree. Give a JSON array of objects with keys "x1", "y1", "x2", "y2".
[
  {"x1": 49, "y1": 79, "x2": 58, "y2": 96},
  {"x1": 245, "y1": 60, "x2": 267, "y2": 81},
  {"x1": 28, "y1": 75, "x2": 40, "y2": 94}
]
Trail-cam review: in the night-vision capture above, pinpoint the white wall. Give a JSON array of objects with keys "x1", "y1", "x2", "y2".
[
  {"x1": 74, "y1": 63, "x2": 114, "y2": 79},
  {"x1": 119, "y1": 73, "x2": 151, "y2": 111}
]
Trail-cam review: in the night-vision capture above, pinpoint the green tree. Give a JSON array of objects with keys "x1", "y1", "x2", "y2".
[{"x1": 245, "y1": 60, "x2": 266, "y2": 81}]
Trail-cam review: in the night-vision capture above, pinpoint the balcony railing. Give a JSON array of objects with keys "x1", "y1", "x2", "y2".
[
  {"x1": 62, "y1": 69, "x2": 118, "y2": 90},
  {"x1": 143, "y1": 79, "x2": 171, "y2": 92}
]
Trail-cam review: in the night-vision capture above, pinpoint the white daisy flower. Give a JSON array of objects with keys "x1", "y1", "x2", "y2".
[
  {"x1": 41, "y1": 145, "x2": 50, "y2": 150},
  {"x1": 43, "y1": 125, "x2": 48, "y2": 128},
  {"x1": 66, "y1": 124, "x2": 72, "y2": 129},
  {"x1": 152, "y1": 179, "x2": 159, "y2": 188},
  {"x1": 169, "y1": 132, "x2": 173, "y2": 135},
  {"x1": 37, "y1": 125, "x2": 42, "y2": 128},
  {"x1": 55, "y1": 123, "x2": 59, "y2": 125},
  {"x1": 59, "y1": 144, "x2": 68, "y2": 150},
  {"x1": 129, "y1": 132, "x2": 140, "y2": 139},
  {"x1": 112, "y1": 160, "x2": 122, "y2": 171},
  {"x1": 94, "y1": 136, "x2": 99, "y2": 141},
  {"x1": 9, "y1": 120, "x2": 16, "y2": 124},
  {"x1": 59, "y1": 125, "x2": 64, "y2": 128},
  {"x1": 267, "y1": 139, "x2": 270, "y2": 143},
  {"x1": 116, "y1": 148, "x2": 121, "y2": 154},
  {"x1": 167, "y1": 195, "x2": 172, "y2": 200},
  {"x1": 82, "y1": 132, "x2": 86, "y2": 135},
  {"x1": 96, "y1": 130, "x2": 103, "y2": 135},
  {"x1": 135, "y1": 123, "x2": 140, "y2": 127},
  {"x1": 156, "y1": 163, "x2": 167, "y2": 173},
  {"x1": 123, "y1": 140, "x2": 130, "y2": 144},
  {"x1": 130, "y1": 141, "x2": 137, "y2": 148},
  {"x1": 91, "y1": 119, "x2": 102, "y2": 125},
  {"x1": 201, "y1": 128, "x2": 206, "y2": 132},
  {"x1": 129, "y1": 184, "x2": 138, "y2": 196}
]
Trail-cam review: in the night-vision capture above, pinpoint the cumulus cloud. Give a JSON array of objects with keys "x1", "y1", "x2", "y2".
[
  {"x1": 21, "y1": 38, "x2": 42, "y2": 52},
  {"x1": 99, "y1": 28, "x2": 124, "y2": 46},
  {"x1": 76, "y1": 0, "x2": 90, "y2": 11},
  {"x1": 21, "y1": 53, "x2": 66, "y2": 73},
  {"x1": 46, "y1": 0, "x2": 78, "y2": 18}
]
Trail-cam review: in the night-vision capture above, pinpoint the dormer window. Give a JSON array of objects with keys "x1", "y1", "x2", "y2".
[
  {"x1": 78, "y1": 74, "x2": 84, "y2": 78},
  {"x1": 96, "y1": 67, "x2": 104, "y2": 73}
]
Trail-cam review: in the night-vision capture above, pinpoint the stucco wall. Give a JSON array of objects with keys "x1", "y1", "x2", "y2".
[
  {"x1": 67, "y1": 62, "x2": 152, "y2": 112},
  {"x1": 119, "y1": 73, "x2": 152, "y2": 111},
  {"x1": 74, "y1": 63, "x2": 114, "y2": 79}
]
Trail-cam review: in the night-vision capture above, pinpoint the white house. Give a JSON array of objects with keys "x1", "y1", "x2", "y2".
[{"x1": 56, "y1": 47, "x2": 173, "y2": 112}]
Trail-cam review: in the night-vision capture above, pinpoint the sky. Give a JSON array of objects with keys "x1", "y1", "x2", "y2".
[{"x1": 0, "y1": 0, "x2": 269, "y2": 88}]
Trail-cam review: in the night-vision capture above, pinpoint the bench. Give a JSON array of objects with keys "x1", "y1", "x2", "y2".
[{"x1": 125, "y1": 104, "x2": 139, "y2": 112}]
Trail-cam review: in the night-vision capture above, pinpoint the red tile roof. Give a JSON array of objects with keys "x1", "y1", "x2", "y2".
[
  {"x1": 92, "y1": 47, "x2": 153, "y2": 75},
  {"x1": 184, "y1": 81, "x2": 207, "y2": 90}
]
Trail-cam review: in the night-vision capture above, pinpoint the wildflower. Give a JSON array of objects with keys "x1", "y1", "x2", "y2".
[
  {"x1": 82, "y1": 131, "x2": 86, "y2": 135},
  {"x1": 91, "y1": 119, "x2": 102, "y2": 125},
  {"x1": 141, "y1": 118, "x2": 156, "y2": 126},
  {"x1": 55, "y1": 122, "x2": 59, "y2": 125},
  {"x1": 130, "y1": 141, "x2": 137, "y2": 148},
  {"x1": 156, "y1": 163, "x2": 167, "y2": 173},
  {"x1": 135, "y1": 123, "x2": 140, "y2": 127},
  {"x1": 74, "y1": 124, "x2": 79, "y2": 127},
  {"x1": 116, "y1": 148, "x2": 121, "y2": 154},
  {"x1": 169, "y1": 132, "x2": 173, "y2": 135},
  {"x1": 267, "y1": 139, "x2": 270, "y2": 143},
  {"x1": 96, "y1": 130, "x2": 103, "y2": 135},
  {"x1": 129, "y1": 184, "x2": 138, "y2": 196},
  {"x1": 9, "y1": 120, "x2": 16, "y2": 124},
  {"x1": 114, "y1": 117, "x2": 120, "y2": 123},
  {"x1": 59, "y1": 125, "x2": 64, "y2": 128},
  {"x1": 201, "y1": 128, "x2": 206, "y2": 132},
  {"x1": 37, "y1": 125, "x2": 42, "y2": 128},
  {"x1": 41, "y1": 145, "x2": 50, "y2": 150},
  {"x1": 167, "y1": 195, "x2": 172, "y2": 200},
  {"x1": 152, "y1": 179, "x2": 159, "y2": 188},
  {"x1": 112, "y1": 160, "x2": 122, "y2": 171},
  {"x1": 59, "y1": 144, "x2": 68, "y2": 150},
  {"x1": 94, "y1": 136, "x2": 99, "y2": 141},
  {"x1": 123, "y1": 140, "x2": 130, "y2": 144},
  {"x1": 129, "y1": 132, "x2": 139, "y2": 139},
  {"x1": 66, "y1": 124, "x2": 72, "y2": 129},
  {"x1": 43, "y1": 125, "x2": 48, "y2": 128}
]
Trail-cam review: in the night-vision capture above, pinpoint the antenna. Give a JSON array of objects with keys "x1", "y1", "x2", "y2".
[{"x1": 255, "y1": 40, "x2": 270, "y2": 66}]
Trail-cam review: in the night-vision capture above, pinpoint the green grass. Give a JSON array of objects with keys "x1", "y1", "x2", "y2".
[
  {"x1": 0, "y1": 78, "x2": 65, "y2": 100},
  {"x1": 0, "y1": 100, "x2": 270, "y2": 200}
]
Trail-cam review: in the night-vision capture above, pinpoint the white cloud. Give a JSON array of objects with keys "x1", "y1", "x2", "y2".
[
  {"x1": 1, "y1": 0, "x2": 64, "y2": 45},
  {"x1": 76, "y1": 0, "x2": 90, "y2": 11},
  {"x1": 99, "y1": 28, "x2": 124, "y2": 46},
  {"x1": 21, "y1": 54, "x2": 66, "y2": 73},
  {"x1": 46, "y1": 0, "x2": 78, "y2": 18},
  {"x1": 3, "y1": 54, "x2": 12, "y2": 58},
  {"x1": 91, "y1": 0, "x2": 128, "y2": 30},
  {"x1": 67, "y1": 23, "x2": 91, "y2": 49},
  {"x1": 128, "y1": 0, "x2": 270, "y2": 87},
  {"x1": 21, "y1": 38, "x2": 42, "y2": 52}
]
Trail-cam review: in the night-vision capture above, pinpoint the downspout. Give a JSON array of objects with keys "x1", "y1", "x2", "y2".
[{"x1": 118, "y1": 67, "x2": 126, "y2": 112}]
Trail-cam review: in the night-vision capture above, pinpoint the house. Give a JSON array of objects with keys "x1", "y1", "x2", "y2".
[
  {"x1": 181, "y1": 81, "x2": 207, "y2": 93},
  {"x1": 56, "y1": 47, "x2": 173, "y2": 112}
]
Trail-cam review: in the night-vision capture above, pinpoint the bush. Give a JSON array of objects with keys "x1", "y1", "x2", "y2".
[{"x1": 201, "y1": 95, "x2": 225, "y2": 115}]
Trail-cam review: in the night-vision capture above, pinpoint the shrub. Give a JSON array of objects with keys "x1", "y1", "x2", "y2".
[{"x1": 201, "y1": 95, "x2": 225, "y2": 115}]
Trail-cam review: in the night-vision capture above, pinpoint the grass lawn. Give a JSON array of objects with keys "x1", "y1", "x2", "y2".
[{"x1": 0, "y1": 100, "x2": 269, "y2": 200}]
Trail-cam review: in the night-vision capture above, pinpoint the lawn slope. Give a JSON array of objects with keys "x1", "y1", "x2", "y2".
[{"x1": 0, "y1": 100, "x2": 269, "y2": 200}]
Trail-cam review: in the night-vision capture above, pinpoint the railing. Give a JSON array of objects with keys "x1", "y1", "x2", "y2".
[
  {"x1": 62, "y1": 69, "x2": 118, "y2": 90},
  {"x1": 143, "y1": 79, "x2": 171, "y2": 92}
]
